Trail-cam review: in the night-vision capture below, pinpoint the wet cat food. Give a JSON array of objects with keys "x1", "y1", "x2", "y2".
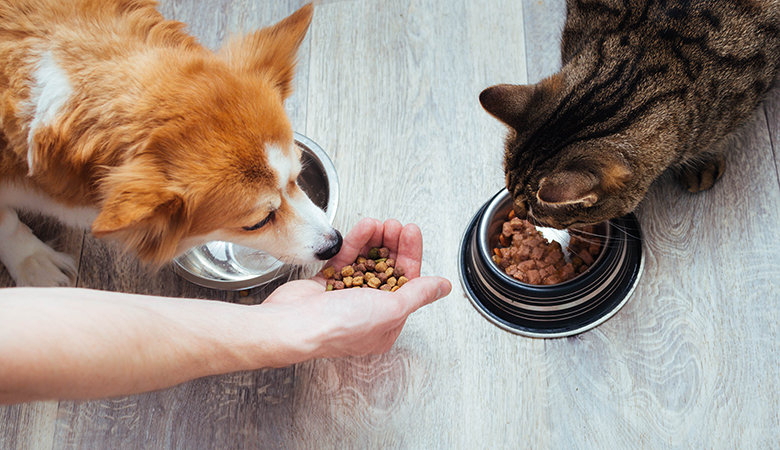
[
  {"x1": 323, "y1": 247, "x2": 409, "y2": 292},
  {"x1": 492, "y1": 211, "x2": 601, "y2": 285}
]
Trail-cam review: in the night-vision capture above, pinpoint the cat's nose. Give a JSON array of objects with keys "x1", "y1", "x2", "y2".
[{"x1": 513, "y1": 201, "x2": 528, "y2": 219}]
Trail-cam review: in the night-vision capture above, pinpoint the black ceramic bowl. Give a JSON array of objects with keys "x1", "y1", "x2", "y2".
[{"x1": 459, "y1": 188, "x2": 644, "y2": 338}]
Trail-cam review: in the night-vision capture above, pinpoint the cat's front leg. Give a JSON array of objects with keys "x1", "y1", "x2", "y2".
[
  {"x1": 0, "y1": 207, "x2": 77, "y2": 286},
  {"x1": 677, "y1": 154, "x2": 726, "y2": 193}
]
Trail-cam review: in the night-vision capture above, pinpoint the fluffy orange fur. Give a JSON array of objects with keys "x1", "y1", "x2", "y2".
[{"x1": 0, "y1": 0, "x2": 315, "y2": 265}]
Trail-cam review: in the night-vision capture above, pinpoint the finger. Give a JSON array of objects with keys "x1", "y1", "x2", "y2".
[
  {"x1": 395, "y1": 276, "x2": 452, "y2": 316},
  {"x1": 395, "y1": 223, "x2": 423, "y2": 278},
  {"x1": 363, "y1": 218, "x2": 387, "y2": 254},
  {"x1": 321, "y1": 217, "x2": 380, "y2": 274},
  {"x1": 377, "y1": 219, "x2": 403, "y2": 256}
]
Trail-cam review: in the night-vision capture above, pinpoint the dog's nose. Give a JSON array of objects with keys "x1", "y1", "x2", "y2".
[{"x1": 315, "y1": 230, "x2": 343, "y2": 260}]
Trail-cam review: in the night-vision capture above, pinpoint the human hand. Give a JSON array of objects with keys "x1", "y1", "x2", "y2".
[{"x1": 259, "y1": 218, "x2": 452, "y2": 364}]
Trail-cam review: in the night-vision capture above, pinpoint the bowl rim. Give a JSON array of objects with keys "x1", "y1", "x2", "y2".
[
  {"x1": 172, "y1": 132, "x2": 338, "y2": 290},
  {"x1": 459, "y1": 188, "x2": 645, "y2": 338},
  {"x1": 295, "y1": 132, "x2": 339, "y2": 224}
]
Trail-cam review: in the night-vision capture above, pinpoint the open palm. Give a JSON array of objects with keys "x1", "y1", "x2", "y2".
[{"x1": 261, "y1": 218, "x2": 451, "y2": 360}]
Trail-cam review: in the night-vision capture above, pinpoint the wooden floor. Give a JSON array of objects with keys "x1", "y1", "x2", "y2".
[{"x1": 3, "y1": 0, "x2": 780, "y2": 448}]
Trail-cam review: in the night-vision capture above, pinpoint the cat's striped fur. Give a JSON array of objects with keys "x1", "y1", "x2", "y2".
[{"x1": 481, "y1": 0, "x2": 780, "y2": 229}]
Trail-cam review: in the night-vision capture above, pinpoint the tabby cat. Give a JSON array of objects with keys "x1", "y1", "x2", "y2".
[{"x1": 480, "y1": 0, "x2": 780, "y2": 229}]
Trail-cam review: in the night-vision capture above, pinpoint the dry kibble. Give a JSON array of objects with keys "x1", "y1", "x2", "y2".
[
  {"x1": 322, "y1": 266, "x2": 336, "y2": 279},
  {"x1": 323, "y1": 248, "x2": 412, "y2": 292},
  {"x1": 322, "y1": 247, "x2": 409, "y2": 292}
]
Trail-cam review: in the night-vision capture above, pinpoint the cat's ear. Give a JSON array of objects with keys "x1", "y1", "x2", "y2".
[
  {"x1": 537, "y1": 172, "x2": 600, "y2": 207},
  {"x1": 479, "y1": 74, "x2": 562, "y2": 128},
  {"x1": 537, "y1": 163, "x2": 632, "y2": 207}
]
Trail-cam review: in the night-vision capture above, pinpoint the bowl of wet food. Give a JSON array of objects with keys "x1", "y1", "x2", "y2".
[
  {"x1": 173, "y1": 132, "x2": 338, "y2": 291},
  {"x1": 459, "y1": 188, "x2": 644, "y2": 338}
]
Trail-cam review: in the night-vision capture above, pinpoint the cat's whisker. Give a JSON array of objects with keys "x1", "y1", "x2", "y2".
[
  {"x1": 568, "y1": 233, "x2": 605, "y2": 247},
  {"x1": 603, "y1": 221, "x2": 644, "y2": 242}
]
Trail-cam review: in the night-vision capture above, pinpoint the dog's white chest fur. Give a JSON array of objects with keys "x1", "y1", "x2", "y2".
[
  {"x1": 0, "y1": 183, "x2": 98, "y2": 229},
  {"x1": 25, "y1": 51, "x2": 74, "y2": 172}
]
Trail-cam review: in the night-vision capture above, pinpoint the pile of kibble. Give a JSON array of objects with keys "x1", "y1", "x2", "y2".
[
  {"x1": 492, "y1": 211, "x2": 601, "y2": 285},
  {"x1": 323, "y1": 247, "x2": 410, "y2": 292}
]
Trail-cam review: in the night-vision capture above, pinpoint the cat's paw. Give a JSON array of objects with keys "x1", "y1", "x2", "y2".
[
  {"x1": 678, "y1": 155, "x2": 726, "y2": 193},
  {"x1": 15, "y1": 248, "x2": 77, "y2": 287}
]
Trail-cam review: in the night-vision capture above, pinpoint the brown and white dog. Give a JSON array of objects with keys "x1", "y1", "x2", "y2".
[{"x1": 0, "y1": 0, "x2": 342, "y2": 286}]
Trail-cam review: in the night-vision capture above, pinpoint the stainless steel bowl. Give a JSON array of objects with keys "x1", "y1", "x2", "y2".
[
  {"x1": 459, "y1": 188, "x2": 644, "y2": 338},
  {"x1": 173, "y1": 132, "x2": 338, "y2": 290}
]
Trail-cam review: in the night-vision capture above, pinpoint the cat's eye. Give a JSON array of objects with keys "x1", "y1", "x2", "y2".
[{"x1": 243, "y1": 211, "x2": 275, "y2": 231}]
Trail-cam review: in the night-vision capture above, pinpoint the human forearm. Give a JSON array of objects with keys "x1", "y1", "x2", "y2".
[
  {"x1": 0, "y1": 287, "x2": 295, "y2": 404},
  {"x1": 0, "y1": 219, "x2": 453, "y2": 404}
]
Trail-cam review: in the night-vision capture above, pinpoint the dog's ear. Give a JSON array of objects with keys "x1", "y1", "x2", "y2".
[
  {"x1": 92, "y1": 167, "x2": 190, "y2": 265},
  {"x1": 218, "y1": 3, "x2": 313, "y2": 100}
]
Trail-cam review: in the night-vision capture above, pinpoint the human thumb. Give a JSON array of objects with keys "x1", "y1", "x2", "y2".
[{"x1": 396, "y1": 276, "x2": 452, "y2": 314}]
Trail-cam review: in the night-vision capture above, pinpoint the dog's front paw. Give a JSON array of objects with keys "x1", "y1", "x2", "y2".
[
  {"x1": 15, "y1": 249, "x2": 77, "y2": 287},
  {"x1": 678, "y1": 154, "x2": 726, "y2": 193}
]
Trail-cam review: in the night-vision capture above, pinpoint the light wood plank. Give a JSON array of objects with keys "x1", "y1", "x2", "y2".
[
  {"x1": 3, "y1": 0, "x2": 780, "y2": 449},
  {"x1": 523, "y1": 0, "x2": 567, "y2": 84},
  {"x1": 0, "y1": 401, "x2": 58, "y2": 450}
]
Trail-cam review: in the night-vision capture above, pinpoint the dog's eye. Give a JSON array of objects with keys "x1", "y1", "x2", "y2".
[{"x1": 243, "y1": 211, "x2": 275, "y2": 231}]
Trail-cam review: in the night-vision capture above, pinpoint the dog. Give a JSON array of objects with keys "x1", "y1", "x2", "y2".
[{"x1": 0, "y1": 0, "x2": 342, "y2": 287}]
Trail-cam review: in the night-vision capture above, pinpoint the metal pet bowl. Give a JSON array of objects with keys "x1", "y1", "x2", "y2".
[
  {"x1": 459, "y1": 188, "x2": 644, "y2": 338},
  {"x1": 173, "y1": 132, "x2": 338, "y2": 290}
]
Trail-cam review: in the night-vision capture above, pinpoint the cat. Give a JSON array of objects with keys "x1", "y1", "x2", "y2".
[{"x1": 480, "y1": 0, "x2": 780, "y2": 229}]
